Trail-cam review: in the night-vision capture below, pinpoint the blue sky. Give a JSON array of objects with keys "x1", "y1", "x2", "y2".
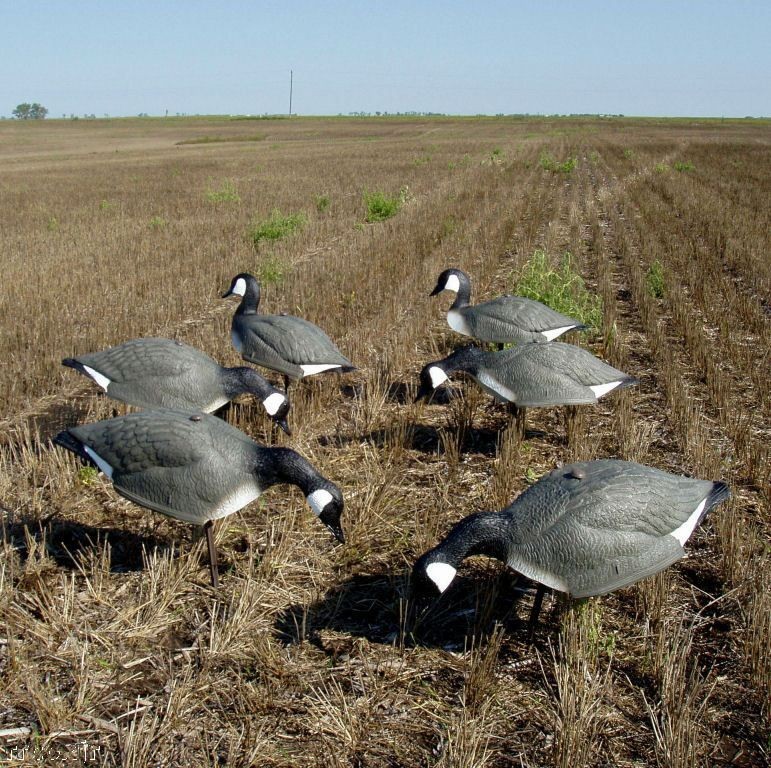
[{"x1": 1, "y1": 1, "x2": 769, "y2": 118}]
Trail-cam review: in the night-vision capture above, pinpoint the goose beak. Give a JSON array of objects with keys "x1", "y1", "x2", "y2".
[
  {"x1": 429, "y1": 283, "x2": 443, "y2": 297},
  {"x1": 221, "y1": 288, "x2": 233, "y2": 298},
  {"x1": 276, "y1": 417, "x2": 292, "y2": 436},
  {"x1": 414, "y1": 381, "x2": 433, "y2": 403},
  {"x1": 326, "y1": 521, "x2": 345, "y2": 544}
]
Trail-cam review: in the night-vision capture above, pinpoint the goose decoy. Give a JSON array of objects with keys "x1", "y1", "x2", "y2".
[
  {"x1": 54, "y1": 408, "x2": 345, "y2": 587},
  {"x1": 412, "y1": 459, "x2": 730, "y2": 631},
  {"x1": 223, "y1": 273, "x2": 355, "y2": 390},
  {"x1": 63, "y1": 337, "x2": 291, "y2": 434},
  {"x1": 415, "y1": 342, "x2": 637, "y2": 435},
  {"x1": 430, "y1": 268, "x2": 585, "y2": 345}
]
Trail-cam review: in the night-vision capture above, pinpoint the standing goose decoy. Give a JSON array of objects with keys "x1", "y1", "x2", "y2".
[
  {"x1": 430, "y1": 268, "x2": 586, "y2": 345},
  {"x1": 411, "y1": 460, "x2": 730, "y2": 632},
  {"x1": 63, "y1": 337, "x2": 292, "y2": 434},
  {"x1": 54, "y1": 408, "x2": 345, "y2": 588},
  {"x1": 223, "y1": 273, "x2": 355, "y2": 390},
  {"x1": 415, "y1": 343, "x2": 637, "y2": 435}
]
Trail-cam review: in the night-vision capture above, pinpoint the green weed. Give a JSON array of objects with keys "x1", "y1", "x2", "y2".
[
  {"x1": 77, "y1": 466, "x2": 99, "y2": 486},
  {"x1": 149, "y1": 216, "x2": 167, "y2": 229},
  {"x1": 315, "y1": 194, "x2": 330, "y2": 213},
  {"x1": 540, "y1": 152, "x2": 577, "y2": 173},
  {"x1": 646, "y1": 259, "x2": 665, "y2": 299},
  {"x1": 363, "y1": 188, "x2": 405, "y2": 223},
  {"x1": 99, "y1": 199, "x2": 114, "y2": 212},
  {"x1": 673, "y1": 160, "x2": 695, "y2": 172},
  {"x1": 514, "y1": 250, "x2": 602, "y2": 331},
  {"x1": 654, "y1": 162, "x2": 669, "y2": 173},
  {"x1": 249, "y1": 209, "x2": 307, "y2": 247},
  {"x1": 206, "y1": 179, "x2": 240, "y2": 203},
  {"x1": 256, "y1": 255, "x2": 288, "y2": 286}
]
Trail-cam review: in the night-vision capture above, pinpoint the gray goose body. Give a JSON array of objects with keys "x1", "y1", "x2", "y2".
[
  {"x1": 416, "y1": 343, "x2": 637, "y2": 407},
  {"x1": 431, "y1": 268, "x2": 585, "y2": 344},
  {"x1": 413, "y1": 460, "x2": 730, "y2": 601},
  {"x1": 54, "y1": 409, "x2": 344, "y2": 585},
  {"x1": 223, "y1": 273, "x2": 355, "y2": 381},
  {"x1": 63, "y1": 337, "x2": 290, "y2": 432}
]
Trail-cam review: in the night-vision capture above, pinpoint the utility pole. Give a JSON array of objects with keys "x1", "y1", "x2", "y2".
[{"x1": 289, "y1": 70, "x2": 293, "y2": 117}]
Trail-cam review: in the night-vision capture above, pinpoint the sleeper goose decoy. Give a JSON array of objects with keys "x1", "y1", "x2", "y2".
[
  {"x1": 430, "y1": 268, "x2": 586, "y2": 345},
  {"x1": 412, "y1": 459, "x2": 730, "y2": 631},
  {"x1": 62, "y1": 337, "x2": 291, "y2": 434},
  {"x1": 415, "y1": 343, "x2": 637, "y2": 407},
  {"x1": 54, "y1": 408, "x2": 345, "y2": 588},
  {"x1": 223, "y1": 273, "x2": 355, "y2": 390}
]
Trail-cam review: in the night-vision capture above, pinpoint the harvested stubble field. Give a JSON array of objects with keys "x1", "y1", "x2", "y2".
[{"x1": 0, "y1": 115, "x2": 768, "y2": 767}]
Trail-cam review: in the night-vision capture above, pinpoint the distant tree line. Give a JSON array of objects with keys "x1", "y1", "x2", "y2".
[{"x1": 13, "y1": 103, "x2": 48, "y2": 119}]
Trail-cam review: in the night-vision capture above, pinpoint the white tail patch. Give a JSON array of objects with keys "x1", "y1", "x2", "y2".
[
  {"x1": 307, "y1": 488, "x2": 334, "y2": 517},
  {"x1": 428, "y1": 366, "x2": 449, "y2": 389},
  {"x1": 262, "y1": 392, "x2": 286, "y2": 416},
  {"x1": 83, "y1": 445, "x2": 114, "y2": 479},
  {"x1": 82, "y1": 365, "x2": 111, "y2": 392},
  {"x1": 231, "y1": 277, "x2": 247, "y2": 296},
  {"x1": 541, "y1": 325, "x2": 577, "y2": 341},
  {"x1": 300, "y1": 363, "x2": 341, "y2": 376},
  {"x1": 589, "y1": 381, "x2": 623, "y2": 398},
  {"x1": 443, "y1": 273, "x2": 461, "y2": 293},
  {"x1": 426, "y1": 562, "x2": 457, "y2": 593},
  {"x1": 670, "y1": 498, "x2": 707, "y2": 546}
]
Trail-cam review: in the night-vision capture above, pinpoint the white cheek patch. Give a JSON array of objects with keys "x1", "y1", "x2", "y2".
[
  {"x1": 306, "y1": 488, "x2": 334, "y2": 517},
  {"x1": 589, "y1": 381, "x2": 622, "y2": 399},
  {"x1": 426, "y1": 562, "x2": 457, "y2": 593},
  {"x1": 232, "y1": 277, "x2": 247, "y2": 296},
  {"x1": 670, "y1": 498, "x2": 707, "y2": 547},
  {"x1": 299, "y1": 363, "x2": 341, "y2": 376},
  {"x1": 83, "y1": 445, "x2": 114, "y2": 479},
  {"x1": 82, "y1": 365, "x2": 111, "y2": 392},
  {"x1": 262, "y1": 392, "x2": 286, "y2": 416},
  {"x1": 428, "y1": 366, "x2": 449, "y2": 389},
  {"x1": 541, "y1": 325, "x2": 576, "y2": 341},
  {"x1": 444, "y1": 273, "x2": 461, "y2": 293}
]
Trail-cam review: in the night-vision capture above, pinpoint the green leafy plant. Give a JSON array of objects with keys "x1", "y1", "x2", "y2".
[
  {"x1": 540, "y1": 152, "x2": 577, "y2": 173},
  {"x1": 673, "y1": 160, "x2": 695, "y2": 172},
  {"x1": 249, "y1": 209, "x2": 306, "y2": 247},
  {"x1": 363, "y1": 189, "x2": 403, "y2": 222},
  {"x1": 646, "y1": 259, "x2": 665, "y2": 299},
  {"x1": 256, "y1": 255, "x2": 288, "y2": 286},
  {"x1": 315, "y1": 194, "x2": 330, "y2": 213},
  {"x1": 99, "y1": 199, "x2": 114, "y2": 211},
  {"x1": 623, "y1": 148, "x2": 634, "y2": 159},
  {"x1": 149, "y1": 215, "x2": 167, "y2": 229},
  {"x1": 514, "y1": 250, "x2": 602, "y2": 331},
  {"x1": 206, "y1": 179, "x2": 240, "y2": 203},
  {"x1": 654, "y1": 162, "x2": 669, "y2": 173},
  {"x1": 77, "y1": 466, "x2": 99, "y2": 486}
]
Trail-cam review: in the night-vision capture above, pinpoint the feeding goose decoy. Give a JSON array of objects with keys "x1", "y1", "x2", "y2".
[
  {"x1": 54, "y1": 408, "x2": 345, "y2": 587},
  {"x1": 63, "y1": 337, "x2": 291, "y2": 434},
  {"x1": 223, "y1": 273, "x2": 355, "y2": 390},
  {"x1": 430, "y1": 268, "x2": 585, "y2": 345},
  {"x1": 415, "y1": 342, "x2": 637, "y2": 434},
  {"x1": 411, "y1": 459, "x2": 730, "y2": 632}
]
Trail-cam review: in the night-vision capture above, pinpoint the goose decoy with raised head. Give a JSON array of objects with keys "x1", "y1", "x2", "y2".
[
  {"x1": 415, "y1": 343, "x2": 637, "y2": 408},
  {"x1": 54, "y1": 408, "x2": 345, "y2": 587},
  {"x1": 63, "y1": 337, "x2": 291, "y2": 434},
  {"x1": 412, "y1": 459, "x2": 729, "y2": 630},
  {"x1": 223, "y1": 273, "x2": 355, "y2": 390},
  {"x1": 430, "y1": 268, "x2": 585, "y2": 345}
]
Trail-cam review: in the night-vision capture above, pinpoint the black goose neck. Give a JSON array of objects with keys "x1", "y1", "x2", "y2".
[
  {"x1": 236, "y1": 277, "x2": 261, "y2": 316},
  {"x1": 259, "y1": 447, "x2": 321, "y2": 496},
  {"x1": 222, "y1": 366, "x2": 272, "y2": 399},
  {"x1": 449, "y1": 271, "x2": 472, "y2": 309},
  {"x1": 431, "y1": 511, "x2": 509, "y2": 568},
  {"x1": 439, "y1": 345, "x2": 487, "y2": 377}
]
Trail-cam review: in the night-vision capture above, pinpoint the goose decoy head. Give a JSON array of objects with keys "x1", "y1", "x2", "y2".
[
  {"x1": 260, "y1": 391, "x2": 291, "y2": 435},
  {"x1": 429, "y1": 268, "x2": 466, "y2": 297},
  {"x1": 415, "y1": 362, "x2": 450, "y2": 402},
  {"x1": 222, "y1": 272, "x2": 258, "y2": 299},
  {"x1": 306, "y1": 482, "x2": 345, "y2": 544},
  {"x1": 411, "y1": 550, "x2": 457, "y2": 599}
]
